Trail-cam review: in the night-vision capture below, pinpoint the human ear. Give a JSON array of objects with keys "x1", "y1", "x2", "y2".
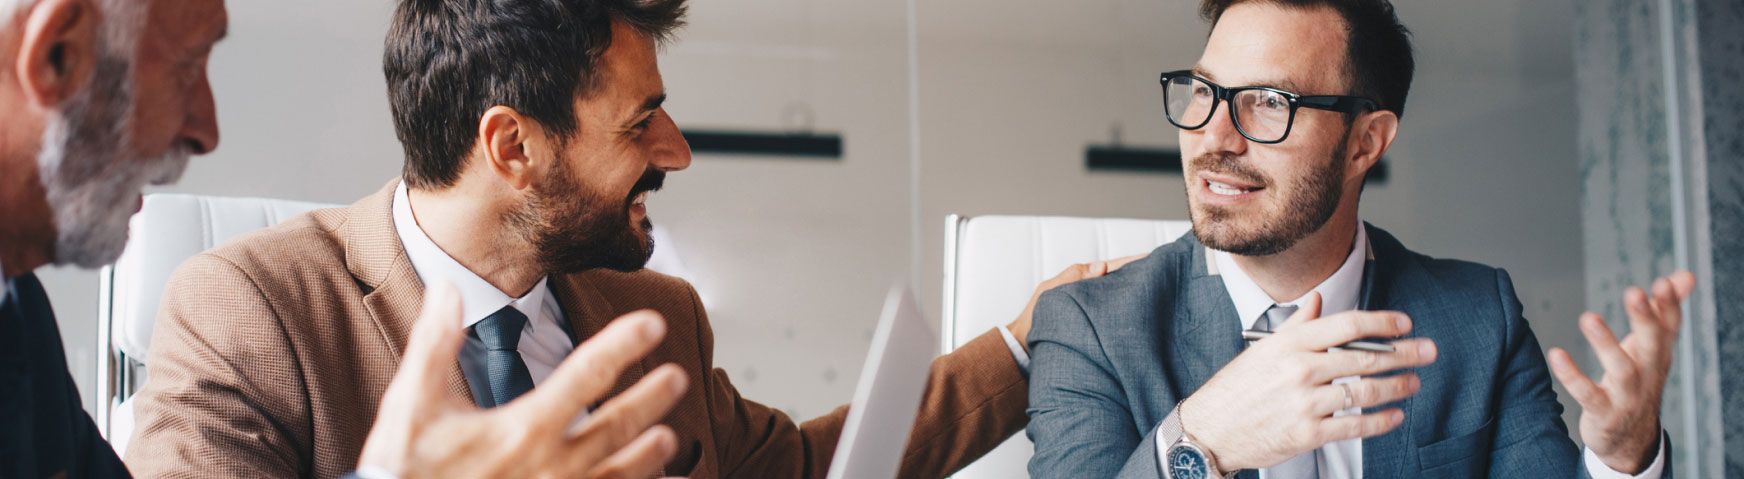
[
  {"x1": 15, "y1": 0, "x2": 99, "y2": 109},
  {"x1": 477, "y1": 106, "x2": 539, "y2": 191},
  {"x1": 1344, "y1": 110, "x2": 1398, "y2": 183}
]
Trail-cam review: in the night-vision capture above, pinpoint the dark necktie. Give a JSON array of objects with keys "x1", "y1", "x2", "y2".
[{"x1": 473, "y1": 306, "x2": 535, "y2": 408}]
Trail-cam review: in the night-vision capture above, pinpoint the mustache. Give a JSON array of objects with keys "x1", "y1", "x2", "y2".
[
  {"x1": 628, "y1": 169, "x2": 665, "y2": 199},
  {"x1": 1189, "y1": 152, "x2": 1268, "y2": 186},
  {"x1": 148, "y1": 142, "x2": 194, "y2": 186}
]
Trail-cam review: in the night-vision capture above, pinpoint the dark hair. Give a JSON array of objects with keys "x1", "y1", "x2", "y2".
[
  {"x1": 1200, "y1": 0, "x2": 1414, "y2": 119},
  {"x1": 385, "y1": 0, "x2": 687, "y2": 190}
]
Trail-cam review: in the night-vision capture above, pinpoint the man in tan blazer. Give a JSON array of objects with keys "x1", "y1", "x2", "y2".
[
  {"x1": 125, "y1": 1, "x2": 1122, "y2": 478},
  {"x1": 4, "y1": 0, "x2": 684, "y2": 478}
]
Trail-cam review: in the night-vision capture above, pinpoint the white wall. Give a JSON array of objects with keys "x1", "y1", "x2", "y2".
[
  {"x1": 650, "y1": 0, "x2": 916, "y2": 417},
  {"x1": 43, "y1": 0, "x2": 1594, "y2": 437}
]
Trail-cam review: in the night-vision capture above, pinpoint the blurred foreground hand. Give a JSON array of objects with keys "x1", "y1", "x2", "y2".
[{"x1": 357, "y1": 281, "x2": 691, "y2": 479}]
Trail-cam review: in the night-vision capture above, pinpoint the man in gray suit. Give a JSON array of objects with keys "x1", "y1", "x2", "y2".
[{"x1": 1024, "y1": 0, "x2": 1694, "y2": 478}]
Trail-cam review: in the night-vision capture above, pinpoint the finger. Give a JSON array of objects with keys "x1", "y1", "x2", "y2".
[
  {"x1": 396, "y1": 281, "x2": 468, "y2": 396},
  {"x1": 581, "y1": 425, "x2": 679, "y2": 479},
  {"x1": 1296, "y1": 309, "x2": 1410, "y2": 351},
  {"x1": 1546, "y1": 347, "x2": 1610, "y2": 412},
  {"x1": 1648, "y1": 277, "x2": 1684, "y2": 335},
  {"x1": 355, "y1": 283, "x2": 469, "y2": 474},
  {"x1": 1653, "y1": 271, "x2": 1696, "y2": 335},
  {"x1": 520, "y1": 310, "x2": 670, "y2": 421},
  {"x1": 1580, "y1": 313, "x2": 1636, "y2": 381},
  {"x1": 566, "y1": 365, "x2": 689, "y2": 470},
  {"x1": 1103, "y1": 253, "x2": 1148, "y2": 272},
  {"x1": 1316, "y1": 408, "x2": 1404, "y2": 444},
  {"x1": 1312, "y1": 338, "x2": 1437, "y2": 381},
  {"x1": 1314, "y1": 374, "x2": 1420, "y2": 415},
  {"x1": 1622, "y1": 286, "x2": 1668, "y2": 342},
  {"x1": 1041, "y1": 264, "x2": 1091, "y2": 291},
  {"x1": 1668, "y1": 270, "x2": 1696, "y2": 299},
  {"x1": 1276, "y1": 292, "x2": 1324, "y2": 330}
]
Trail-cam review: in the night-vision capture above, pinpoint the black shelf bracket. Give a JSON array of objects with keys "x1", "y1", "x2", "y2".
[
  {"x1": 1085, "y1": 145, "x2": 1389, "y2": 184},
  {"x1": 682, "y1": 130, "x2": 843, "y2": 159}
]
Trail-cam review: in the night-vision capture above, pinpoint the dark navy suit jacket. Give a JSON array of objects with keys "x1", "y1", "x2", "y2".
[
  {"x1": 1026, "y1": 224, "x2": 1669, "y2": 478},
  {"x1": 1, "y1": 274, "x2": 130, "y2": 478}
]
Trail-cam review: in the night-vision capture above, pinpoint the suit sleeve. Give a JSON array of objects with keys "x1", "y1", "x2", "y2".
[
  {"x1": 1027, "y1": 288, "x2": 1157, "y2": 479},
  {"x1": 1485, "y1": 269, "x2": 1586, "y2": 478},
  {"x1": 123, "y1": 254, "x2": 308, "y2": 479},
  {"x1": 685, "y1": 286, "x2": 1029, "y2": 479}
]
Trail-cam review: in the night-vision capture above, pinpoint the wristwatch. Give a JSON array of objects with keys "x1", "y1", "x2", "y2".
[{"x1": 1161, "y1": 404, "x2": 1238, "y2": 479}]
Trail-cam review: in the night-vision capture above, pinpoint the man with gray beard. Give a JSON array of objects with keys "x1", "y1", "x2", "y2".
[
  {"x1": 0, "y1": 0, "x2": 209, "y2": 475},
  {"x1": 0, "y1": 0, "x2": 693, "y2": 477}
]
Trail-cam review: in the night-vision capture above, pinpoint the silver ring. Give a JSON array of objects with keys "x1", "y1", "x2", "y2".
[{"x1": 1340, "y1": 383, "x2": 1354, "y2": 410}]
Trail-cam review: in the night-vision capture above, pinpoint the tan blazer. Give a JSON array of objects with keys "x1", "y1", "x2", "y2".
[{"x1": 124, "y1": 180, "x2": 1028, "y2": 479}]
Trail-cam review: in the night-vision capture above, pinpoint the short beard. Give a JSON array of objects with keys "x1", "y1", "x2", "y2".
[
  {"x1": 37, "y1": 40, "x2": 190, "y2": 269},
  {"x1": 1189, "y1": 140, "x2": 1347, "y2": 257},
  {"x1": 509, "y1": 158, "x2": 661, "y2": 274}
]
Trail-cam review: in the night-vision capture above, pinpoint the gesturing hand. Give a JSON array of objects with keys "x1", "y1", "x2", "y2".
[
  {"x1": 1547, "y1": 271, "x2": 1695, "y2": 474},
  {"x1": 357, "y1": 282, "x2": 691, "y2": 479},
  {"x1": 1180, "y1": 293, "x2": 1438, "y2": 473}
]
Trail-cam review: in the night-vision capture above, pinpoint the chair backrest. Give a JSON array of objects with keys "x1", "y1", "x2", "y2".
[
  {"x1": 109, "y1": 195, "x2": 339, "y2": 364},
  {"x1": 941, "y1": 214, "x2": 1192, "y2": 479},
  {"x1": 97, "y1": 194, "x2": 338, "y2": 454}
]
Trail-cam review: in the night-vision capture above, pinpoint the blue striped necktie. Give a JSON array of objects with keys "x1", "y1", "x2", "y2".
[{"x1": 473, "y1": 306, "x2": 536, "y2": 408}]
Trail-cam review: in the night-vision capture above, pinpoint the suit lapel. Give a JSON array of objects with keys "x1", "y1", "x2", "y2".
[
  {"x1": 1357, "y1": 222, "x2": 1411, "y2": 477},
  {"x1": 551, "y1": 273, "x2": 646, "y2": 401},
  {"x1": 1168, "y1": 239, "x2": 1244, "y2": 398},
  {"x1": 348, "y1": 180, "x2": 472, "y2": 403}
]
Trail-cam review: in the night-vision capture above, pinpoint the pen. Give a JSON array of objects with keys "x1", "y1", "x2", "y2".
[{"x1": 1241, "y1": 330, "x2": 1397, "y2": 353}]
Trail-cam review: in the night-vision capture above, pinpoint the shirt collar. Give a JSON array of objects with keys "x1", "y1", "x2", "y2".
[
  {"x1": 393, "y1": 182, "x2": 551, "y2": 330},
  {"x1": 1213, "y1": 222, "x2": 1368, "y2": 331}
]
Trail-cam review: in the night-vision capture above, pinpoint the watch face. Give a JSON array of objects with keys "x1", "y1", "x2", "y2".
[{"x1": 1167, "y1": 445, "x2": 1211, "y2": 479}]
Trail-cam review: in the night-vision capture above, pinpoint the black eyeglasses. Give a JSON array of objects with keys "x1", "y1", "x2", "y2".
[{"x1": 1159, "y1": 70, "x2": 1378, "y2": 144}]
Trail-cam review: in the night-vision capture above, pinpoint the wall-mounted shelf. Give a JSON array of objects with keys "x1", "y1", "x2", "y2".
[
  {"x1": 1086, "y1": 146, "x2": 1182, "y2": 173},
  {"x1": 682, "y1": 130, "x2": 843, "y2": 159},
  {"x1": 1085, "y1": 145, "x2": 1390, "y2": 184}
]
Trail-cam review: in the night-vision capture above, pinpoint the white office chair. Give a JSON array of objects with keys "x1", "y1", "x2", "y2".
[
  {"x1": 94, "y1": 193, "x2": 698, "y2": 455},
  {"x1": 941, "y1": 214, "x2": 1193, "y2": 479},
  {"x1": 95, "y1": 194, "x2": 340, "y2": 455}
]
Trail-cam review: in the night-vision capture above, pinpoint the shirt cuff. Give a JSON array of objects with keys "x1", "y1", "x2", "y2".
[
  {"x1": 996, "y1": 325, "x2": 1031, "y2": 377},
  {"x1": 346, "y1": 466, "x2": 401, "y2": 479},
  {"x1": 1156, "y1": 424, "x2": 1170, "y2": 478},
  {"x1": 1583, "y1": 430, "x2": 1667, "y2": 479}
]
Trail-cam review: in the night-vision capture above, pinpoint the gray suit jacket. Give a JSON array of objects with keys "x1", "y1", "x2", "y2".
[{"x1": 1026, "y1": 224, "x2": 1667, "y2": 478}]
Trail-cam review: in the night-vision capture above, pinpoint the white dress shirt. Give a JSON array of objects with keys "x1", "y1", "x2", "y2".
[
  {"x1": 1156, "y1": 222, "x2": 1663, "y2": 478},
  {"x1": 1206, "y1": 223, "x2": 1369, "y2": 479},
  {"x1": 392, "y1": 183, "x2": 577, "y2": 407}
]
